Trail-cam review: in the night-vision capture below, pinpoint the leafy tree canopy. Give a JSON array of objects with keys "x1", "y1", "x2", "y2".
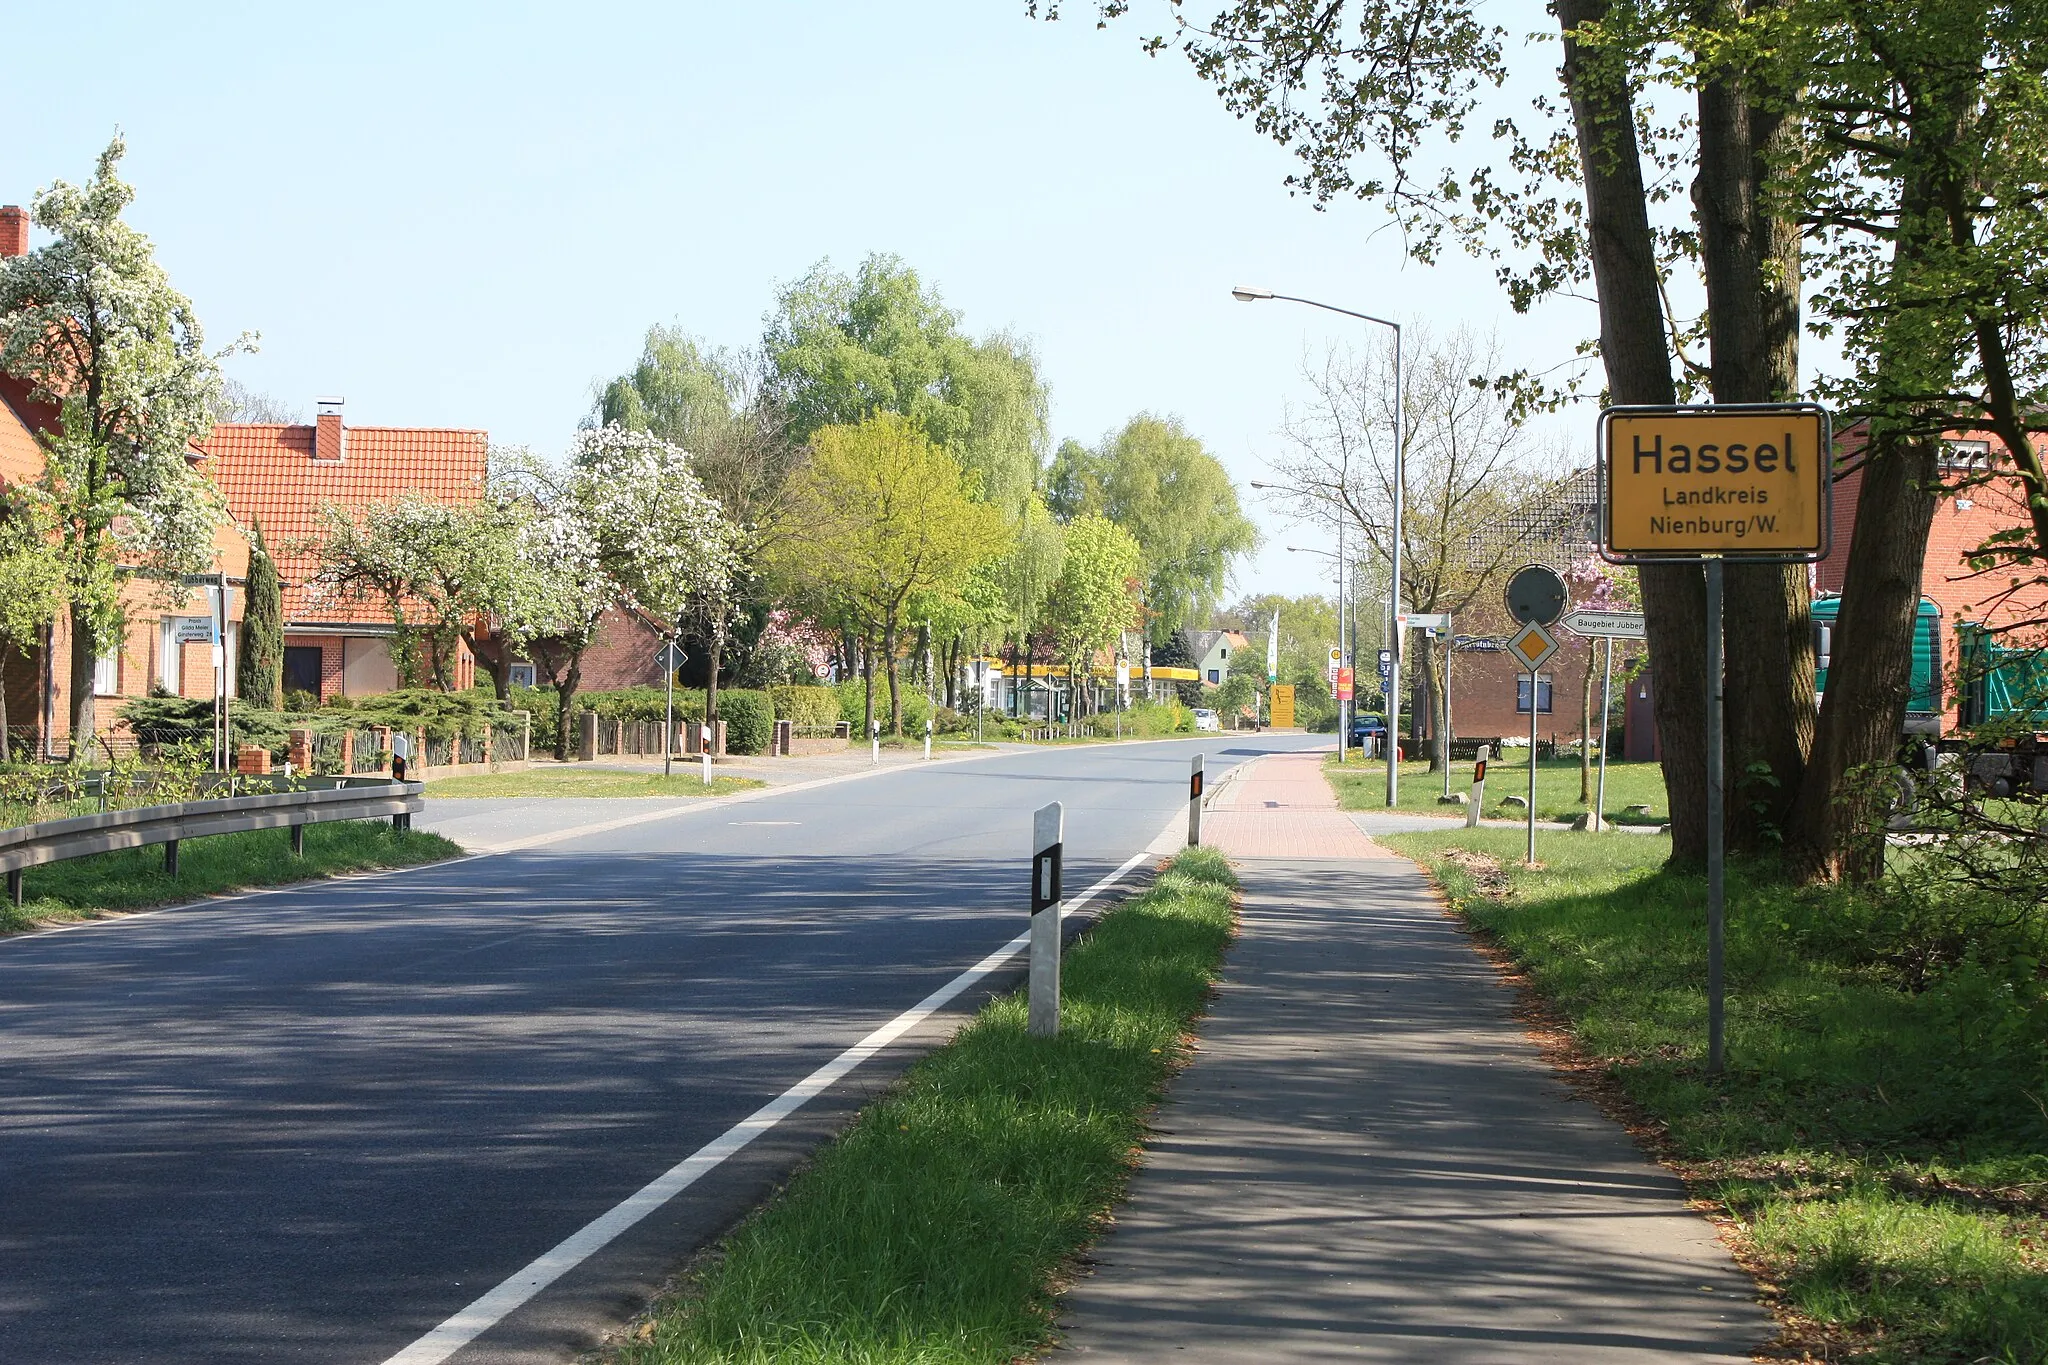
[
  {"x1": 1056, "y1": 414, "x2": 1259, "y2": 643},
  {"x1": 764, "y1": 254, "x2": 1048, "y2": 511}
]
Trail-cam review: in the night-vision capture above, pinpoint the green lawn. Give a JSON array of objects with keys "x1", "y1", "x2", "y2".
[
  {"x1": 611, "y1": 849, "x2": 1241, "y2": 1365},
  {"x1": 3, "y1": 821, "x2": 459, "y2": 934},
  {"x1": 1328, "y1": 749, "x2": 1670, "y2": 823},
  {"x1": 423, "y1": 768, "x2": 766, "y2": 798},
  {"x1": 1380, "y1": 827, "x2": 2048, "y2": 1363}
]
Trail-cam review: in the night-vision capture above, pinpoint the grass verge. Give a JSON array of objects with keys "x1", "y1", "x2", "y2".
[
  {"x1": 609, "y1": 848, "x2": 1240, "y2": 1365},
  {"x1": 1380, "y1": 826, "x2": 2048, "y2": 1362},
  {"x1": 3, "y1": 820, "x2": 459, "y2": 934},
  {"x1": 1330, "y1": 750, "x2": 1670, "y2": 823},
  {"x1": 424, "y1": 768, "x2": 765, "y2": 798}
]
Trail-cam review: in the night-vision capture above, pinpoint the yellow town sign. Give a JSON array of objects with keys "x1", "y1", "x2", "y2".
[{"x1": 1600, "y1": 405, "x2": 1830, "y2": 560}]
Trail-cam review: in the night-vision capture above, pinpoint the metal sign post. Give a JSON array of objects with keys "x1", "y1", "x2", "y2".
[
  {"x1": 1705, "y1": 559, "x2": 1726, "y2": 1075},
  {"x1": 1507, "y1": 620, "x2": 1560, "y2": 866},
  {"x1": 655, "y1": 641, "x2": 688, "y2": 778},
  {"x1": 1598, "y1": 402, "x2": 1832, "y2": 1077},
  {"x1": 1558, "y1": 609, "x2": 1646, "y2": 832}
]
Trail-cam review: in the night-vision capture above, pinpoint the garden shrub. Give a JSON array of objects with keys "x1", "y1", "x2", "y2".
[
  {"x1": 720, "y1": 690, "x2": 773, "y2": 754},
  {"x1": 769, "y1": 685, "x2": 840, "y2": 729}
]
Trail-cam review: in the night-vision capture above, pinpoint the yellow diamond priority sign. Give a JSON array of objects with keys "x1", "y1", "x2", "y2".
[{"x1": 1507, "y1": 620, "x2": 1558, "y2": 673}]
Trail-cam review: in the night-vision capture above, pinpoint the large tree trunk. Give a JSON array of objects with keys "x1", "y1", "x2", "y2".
[
  {"x1": 67, "y1": 603, "x2": 97, "y2": 762},
  {"x1": 1558, "y1": 0, "x2": 1705, "y2": 862},
  {"x1": 1418, "y1": 643, "x2": 1442, "y2": 772},
  {"x1": 1787, "y1": 49, "x2": 1975, "y2": 881},
  {"x1": 0, "y1": 644, "x2": 11, "y2": 764},
  {"x1": 1580, "y1": 643, "x2": 1596, "y2": 803},
  {"x1": 1696, "y1": 44, "x2": 1814, "y2": 853},
  {"x1": 883, "y1": 613, "x2": 903, "y2": 736},
  {"x1": 862, "y1": 629, "x2": 877, "y2": 737},
  {"x1": 1787, "y1": 436, "x2": 1939, "y2": 879},
  {"x1": 553, "y1": 649, "x2": 585, "y2": 762},
  {"x1": 707, "y1": 605, "x2": 725, "y2": 729}
]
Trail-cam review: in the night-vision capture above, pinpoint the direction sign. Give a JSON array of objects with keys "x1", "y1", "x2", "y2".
[
  {"x1": 654, "y1": 642, "x2": 688, "y2": 673},
  {"x1": 1601, "y1": 403, "x2": 1830, "y2": 560},
  {"x1": 1561, "y1": 609, "x2": 1648, "y2": 640},
  {"x1": 1397, "y1": 611, "x2": 1450, "y2": 633},
  {"x1": 1506, "y1": 620, "x2": 1559, "y2": 673},
  {"x1": 1505, "y1": 564, "x2": 1569, "y2": 626}
]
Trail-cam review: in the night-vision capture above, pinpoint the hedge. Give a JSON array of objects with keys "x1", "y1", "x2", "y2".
[{"x1": 769, "y1": 685, "x2": 840, "y2": 730}]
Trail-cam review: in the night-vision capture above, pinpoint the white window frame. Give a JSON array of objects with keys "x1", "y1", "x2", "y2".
[{"x1": 94, "y1": 646, "x2": 120, "y2": 697}]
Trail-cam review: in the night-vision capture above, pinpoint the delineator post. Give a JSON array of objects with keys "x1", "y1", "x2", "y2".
[{"x1": 1029, "y1": 801, "x2": 1064, "y2": 1038}]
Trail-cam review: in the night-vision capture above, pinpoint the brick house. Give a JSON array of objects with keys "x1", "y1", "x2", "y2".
[
  {"x1": 1817, "y1": 425, "x2": 2048, "y2": 724},
  {"x1": 2, "y1": 203, "x2": 255, "y2": 756},
  {"x1": 195, "y1": 399, "x2": 488, "y2": 700}
]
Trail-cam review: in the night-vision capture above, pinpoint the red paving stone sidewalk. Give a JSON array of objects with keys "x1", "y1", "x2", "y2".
[{"x1": 1202, "y1": 750, "x2": 1398, "y2": 859}]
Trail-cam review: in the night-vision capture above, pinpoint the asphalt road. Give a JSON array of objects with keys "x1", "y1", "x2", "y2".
[{"x1": 0, "y1": 733, "x2": 1317, "y2": 1365}]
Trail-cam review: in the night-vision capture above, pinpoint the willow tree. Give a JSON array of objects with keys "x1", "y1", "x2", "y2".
[
  {"x1": 1050, "y1": 415, "x2": 1258, "y2": 644},
  {"x1": 0, "y1": 137, "x2": 233, "y2": 751}
]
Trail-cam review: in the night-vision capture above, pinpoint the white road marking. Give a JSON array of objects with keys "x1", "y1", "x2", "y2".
[
  {"x1": 378, "y1": 848, "x2": 1154, "y2": 1365},
  {"x1": 728, "y1": 821, "x2": 800, "y2": 826}
]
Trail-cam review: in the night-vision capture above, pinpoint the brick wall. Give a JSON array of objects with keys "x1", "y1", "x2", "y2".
[
  {"x1": 1818, "y1": 428, "x2": 2048, "y2": 722},
  {"x1": 576, "y1": 607, "x2": 665, "y2": 691}
]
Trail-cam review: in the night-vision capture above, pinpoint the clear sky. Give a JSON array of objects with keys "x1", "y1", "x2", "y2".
[{"x1": 1, "y1": 0, "x2": 1594, "y2": 602}]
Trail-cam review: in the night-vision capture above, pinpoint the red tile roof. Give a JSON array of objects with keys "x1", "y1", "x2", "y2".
[
  {"x1": 195, "y1": 422, "x2": 487, "y2": 624},
  {"x1": 0, "y1": 381, "x2": 43, "y2": 490}
]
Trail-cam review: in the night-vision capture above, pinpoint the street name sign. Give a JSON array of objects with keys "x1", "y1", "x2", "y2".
[
  {"x1": 1600, "y1": 403, "x2": 1831, "y2": 560},
  {"x1": 1561, "y1": 609, "x2": 1648, "y2": 640},
  {"x1": 1506, "y1": 620, "x2": 1559, "y2": 673},
  {"x1": 1397, "y1": 611, "x2": 1450, "y2": 633}
]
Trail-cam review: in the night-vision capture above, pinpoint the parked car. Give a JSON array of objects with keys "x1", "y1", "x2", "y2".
[
  {"x1": 1350, "y1": 713, "x2": 1387, "y2": 742},
  {"x1": 1192, "y1": 708, "x2": 1222, "y2": 732}
]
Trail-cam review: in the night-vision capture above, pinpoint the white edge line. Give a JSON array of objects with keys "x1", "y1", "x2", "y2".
[{"x1": 377, "y1": 846, "x2": 1154, "y2": 1365}]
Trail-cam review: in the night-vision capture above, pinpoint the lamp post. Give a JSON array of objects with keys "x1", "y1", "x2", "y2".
[{"x1": 1235, "y1": 286, "x2": 1404, "y2": 806}]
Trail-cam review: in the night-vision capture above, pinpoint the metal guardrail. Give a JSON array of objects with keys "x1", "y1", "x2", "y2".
[{"x1": 0, "y1": 781, "x2": 425, "y2": 907}]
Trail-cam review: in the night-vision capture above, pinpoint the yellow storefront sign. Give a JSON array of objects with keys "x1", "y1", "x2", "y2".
[
  {"x1": 1268, "y1": 684, "x2": 1295, "y2": 729},
  {"x1": 1601, "y1": 405, "x2": 1830, "y2": 559}
]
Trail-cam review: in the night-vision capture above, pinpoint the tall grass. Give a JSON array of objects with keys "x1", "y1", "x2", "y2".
[
  {"x1": 4, "y1": 821, "x2": 459, "y2": 933},
  {"x1": 617, "y1": 849, "x2": 1240, "y2": 1365},
  {"x1": 1383, "y1": 827, "x2": 2048, "y2": 1362}
]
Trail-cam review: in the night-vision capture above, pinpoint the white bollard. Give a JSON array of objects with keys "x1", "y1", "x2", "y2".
[
  {"x1": 1188, "y1": 753, "x2": 1205, "y2": 847},
  {"x1": 1467, "y1": 744, "x2": 1489, "y2": 828},
  {"x1": 871, "y1": 721, "x2": 880, "y2": 764},
  {"x1": 700, "y1": 724, "x2": 712, "y2": 786},
  {"x1": 924, "y1": 717, "x2": 932, "y2": 761},
  {"x1": 1030, "y1": 801, "x2": 1064, "y2": 1037}
]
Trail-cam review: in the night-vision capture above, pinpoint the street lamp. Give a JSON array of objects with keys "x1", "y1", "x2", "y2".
[{"x1": 1235, "y1": 286, "x2": 1404, "y2": 806}]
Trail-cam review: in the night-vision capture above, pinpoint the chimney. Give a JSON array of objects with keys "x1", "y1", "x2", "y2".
[
  {"x1": 0, "y1": 206, "x2": 27, "y2": 258},
  {"x1": 314, "y1": 396, "x2": 346, "y2": 462}
]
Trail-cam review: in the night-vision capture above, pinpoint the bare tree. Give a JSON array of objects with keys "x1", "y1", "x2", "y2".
[{"x1": 1262, "y1": 325, "x2": 1565, "y2": 763}]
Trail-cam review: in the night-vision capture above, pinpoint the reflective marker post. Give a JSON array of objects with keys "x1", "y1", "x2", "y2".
[
  {"x1": 1188, "y1": 753, "x2": 1205, "y2": 847},
  {"x1": 1030, "y1": 801, "x2": 1064, "y2": 1038},
  {"x1": 1467, "y1": 745, "x2": 1488, "y2": 829}
]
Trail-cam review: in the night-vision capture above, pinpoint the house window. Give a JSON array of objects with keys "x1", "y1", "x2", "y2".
[
  {"x1": 508, "y1": 663, "x2": 537, "y2": 688},
  {"x1": 1940, "y1": 438, "x2": 1992, "y2": 472},
  {"x1": 1516, "y1": 674, "x2": 1554, "y2": 714},
  {"x1": 283, "y1": 646, "x2": 324, "y2": 698},
  {"x1": 1207, "y1": 669, "x2": 1220, "y2": 684},
  {"x1": 94, "y1": 647, "x2": 120, "y2": 696}
]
